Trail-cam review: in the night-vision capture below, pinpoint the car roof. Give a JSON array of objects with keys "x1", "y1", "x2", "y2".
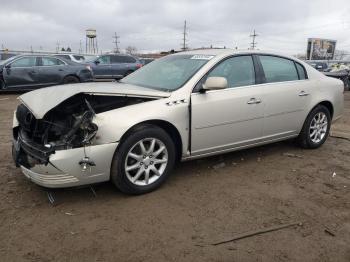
[{"x1": 176, "y1": 48, "x2": 299, "y2": 60}]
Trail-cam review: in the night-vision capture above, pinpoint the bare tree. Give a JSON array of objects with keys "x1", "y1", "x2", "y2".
[
  {"x1": 294, "y1": 53, "x2": 306, "y2": 60},
  {"x1": 125, "y1": 46, "x2": 137, "y2": 55}
]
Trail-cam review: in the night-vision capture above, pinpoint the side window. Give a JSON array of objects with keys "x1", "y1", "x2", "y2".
[
  {"x1": 259, "y1": 56, "x2": 298, "y2": 83},
  {"x1": 295, "y1": 63, "x2": 307, "y2": 80},
  {"x1": 111, "y1": 55, "x2": 123, "y2": 63},
  {"x1": 11, "y1": 57, "x2": 36, "y2": 68},
  {"x1": 112, "y1": 56, "x2": 136, "y2": 63},
  {"x1": 97, "y1": 55, "x2": 110, "y2": 64},
  {"x1": 207, "y1": 56, "x2": 255, "y2": 88},
  {"x1": 42, "y1": 57, "x2": 65, "y2": 66},
  {"x1": 124, "y1": 56, "x2": 136, "y2": 63}
]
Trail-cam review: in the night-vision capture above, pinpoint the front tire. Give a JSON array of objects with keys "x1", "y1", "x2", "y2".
[
  {"x1": 297, "y1": 105, "x2": 331, "y2": 149},
  {"x1": 0, "y1": 79, "x2": 5, "y2": 90},
  {"x1": 111, "y1": 125, "x2": 176, "y2": 195}
]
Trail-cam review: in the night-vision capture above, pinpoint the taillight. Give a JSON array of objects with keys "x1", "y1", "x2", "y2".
[{"x1": 136, "y1": 63, "x2": 143, "y2": 69}]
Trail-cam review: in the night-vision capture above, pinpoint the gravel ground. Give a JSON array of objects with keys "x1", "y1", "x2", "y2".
[{"x1": 0, "y1": 92, "x2": 349, "y2": 262}]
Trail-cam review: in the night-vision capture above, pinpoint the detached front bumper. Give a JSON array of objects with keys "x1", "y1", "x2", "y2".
[{"x1": 13, "y1": 137, "x2": 118, "y2": 188}]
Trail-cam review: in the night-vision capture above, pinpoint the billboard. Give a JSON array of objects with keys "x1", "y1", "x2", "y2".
[{"x1": 306, "y1": 38, "x2": 336, "y2": 60}]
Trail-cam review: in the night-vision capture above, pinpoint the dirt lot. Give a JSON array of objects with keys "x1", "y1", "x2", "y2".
[{"x1": 0, "y1": 92, "x2": 349, "y2": 262}]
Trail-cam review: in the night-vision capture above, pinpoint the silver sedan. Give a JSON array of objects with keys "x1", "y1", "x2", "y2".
[{"x1": 12, "y1": 49, "x2": 344, "y2": 194}]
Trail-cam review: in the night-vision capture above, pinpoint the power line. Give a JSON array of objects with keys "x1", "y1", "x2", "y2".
[
  {"x1": 250, "y1": 29, "x2": 258, "y2": 50},
  {"x1": 182, "y1": 20, "x2": 188, "y2": 51},
  {"x1": 113, "y1": 32, "x2": 120, "y2": 53}
]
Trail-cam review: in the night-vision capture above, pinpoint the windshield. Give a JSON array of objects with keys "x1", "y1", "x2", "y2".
[{"x1": 121, "y1": 54, "x2": 213, "y2": 91}]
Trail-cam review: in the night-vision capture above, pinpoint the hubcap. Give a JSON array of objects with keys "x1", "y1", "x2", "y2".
[
  {"x1": 309, "y1": 112, "x2": 328, "y2": 144},
  {"x1": 125, "y1": 138, "x2": 168, "y2": 186}
]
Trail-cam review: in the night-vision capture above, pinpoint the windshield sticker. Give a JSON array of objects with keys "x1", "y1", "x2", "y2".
[{"x1": 190, "y1": 55, "x2": 215, "y2": 60}]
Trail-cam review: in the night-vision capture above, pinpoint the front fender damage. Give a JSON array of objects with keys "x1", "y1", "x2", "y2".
[{"x1": 13, "y1": 93, "x2": 157, "y2": 179}]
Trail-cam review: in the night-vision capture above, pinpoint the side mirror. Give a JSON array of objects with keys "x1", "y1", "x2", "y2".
[
  {"x1": 5, "y1": 64, "x2": 11, "y2": 69},
  {"x1": 202, "y1": 77, "x2": 228, "y2": 91},
  {"x1": 94, "y1": 60, "x2": 100, "y2": 65}
]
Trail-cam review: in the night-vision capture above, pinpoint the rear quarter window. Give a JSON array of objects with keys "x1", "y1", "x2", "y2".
[{"x1": 295, "y1": 63, "x2": 307, "y2": 80}]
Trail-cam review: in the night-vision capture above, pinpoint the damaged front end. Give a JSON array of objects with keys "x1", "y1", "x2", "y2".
[{"x1": 13, "y1": 93, "x2": 154, "y2": 169}]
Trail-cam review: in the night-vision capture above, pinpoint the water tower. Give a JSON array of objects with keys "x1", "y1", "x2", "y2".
[{"x1": 86, "y1": 29, "x2": 98, "y2": 54}]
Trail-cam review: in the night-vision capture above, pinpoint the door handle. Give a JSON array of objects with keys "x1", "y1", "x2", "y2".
[
  {"x1": 247, "y1": 98, "x2": 262, "y2": 104},
  {"x1": 30, "y1": 71, "x2": 37, "y2": 74},
  {"x1": 58, "y1": 69, "x2": 64, "y2": 71},
  {"x1": 299, "y1": 91, "x2": 309, "y2": 97}
]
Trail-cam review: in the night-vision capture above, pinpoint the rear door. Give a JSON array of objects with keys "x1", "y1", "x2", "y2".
[
  {"x1": 37, "y1": 57, "x2": 67, "y2": 85},
  {"x1": 191, "y1": 55, "x2": 264, "y2": 156},
  {"x1": 110, "y1": 55, "x2": 125, "y2": 78},
  {"x1": 93, "y1": 55, "x2": 112, "y2": 78},
  {"x1": 3, "y1": 56, "x2": 40, "y2": 89},
  {"x1": 257, "y1": 55, "x2": 312, "y2": 139}
]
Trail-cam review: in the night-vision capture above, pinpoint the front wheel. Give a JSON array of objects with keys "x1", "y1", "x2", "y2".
[
  {"x1": 111, "y1": 125, "x2": 176, "y2": 195},
  {"x1": 297, "y1": 105, "x2": 331, "y2": 149}
]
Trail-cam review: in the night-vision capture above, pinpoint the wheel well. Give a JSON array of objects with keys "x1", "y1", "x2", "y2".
[
  {"x1": 119, "y1": 120, "x2": 183, "y2": 162},
  {"x1": 64, "y1": 74, "x2": 80, "y2": 82},
  {"x1": 318, "y1": 101, "x2": 334, "y2": 119}
]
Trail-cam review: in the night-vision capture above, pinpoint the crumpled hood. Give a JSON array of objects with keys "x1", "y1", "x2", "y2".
[{"x1": 19, "y1": 82, "x2": 171, "y2": 119}]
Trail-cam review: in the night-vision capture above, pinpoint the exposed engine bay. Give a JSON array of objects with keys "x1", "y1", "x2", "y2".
[{"x1": 13, "y1": 93, "x2": 155, "y2": 167}]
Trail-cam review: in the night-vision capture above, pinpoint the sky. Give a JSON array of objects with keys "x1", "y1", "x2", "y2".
[{"x1": 0, "y1": 0, "x2": 349, "y2": 55}]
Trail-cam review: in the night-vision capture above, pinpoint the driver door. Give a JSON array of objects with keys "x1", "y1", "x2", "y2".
[
  {"x1": 3, "y1": 56, "x2": 40, "y2": 89},
  {"x1": 191, "y1": 55, "x2": 264, "y2": 156}
]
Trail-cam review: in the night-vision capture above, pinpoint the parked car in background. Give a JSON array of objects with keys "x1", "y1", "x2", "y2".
[
  {"x1": 88, "y1": 54, "x2": 142, "y2": 79},
  {"x1": 55, "y1": 54, "x2": 86, "y2": 63},
  {"x1": 0, "y1": 52, "x2": 17, "y2": 61},
  {"x1": 12, "y1": 49, "x2": 343, "y2": 195},
  {"x1": 0, "y1": 55, "x2": 93, "y2": 91},
  {"x1": 83, "y1": 55, "x2": 98, "y2": 62},
  {"x1": 306, "y1": 61, "x2": 329, "y2": 71},
  {"x1": 139, "y1": 58, "x2": 155, "y2": 65}
]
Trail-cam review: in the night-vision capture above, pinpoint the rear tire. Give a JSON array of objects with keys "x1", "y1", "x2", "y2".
[
  {"x1": 63, "y1": 76, "x2": 80, "y2": 84},
  {"x1": 111, "y1": 124, "x2": 176, "y2": 195},
  {"x1": 123, "y1": 70, "x2": 133, "y2": 78},
  {"x1": 297, "y1": 105, "x2": 331, "y2": 149}
]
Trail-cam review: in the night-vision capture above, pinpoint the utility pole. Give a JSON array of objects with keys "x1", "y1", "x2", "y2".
[
  {"x1": 182, "y1": 20, "x2": 188, "y2": 51},
  {"x1": 250, "y1": 29, "x2": 258, "y2": 50},
  {"x1": 79, "y1": 40, "x2": 82, "y2": 54},
  {"x1": 56, "y1": 41, "x2": 60, "y2": 53},
  {"x1": 113, "y1": 32, "x2": 120, "y2": 53}
]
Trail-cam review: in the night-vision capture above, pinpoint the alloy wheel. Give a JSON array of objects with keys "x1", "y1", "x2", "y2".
[
  {"x1": 309, "y1": 112, "x2": 328, "y2": 144},
  {"x1": 124, "y1": 138, "x2": 168, "y2": 186}
]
